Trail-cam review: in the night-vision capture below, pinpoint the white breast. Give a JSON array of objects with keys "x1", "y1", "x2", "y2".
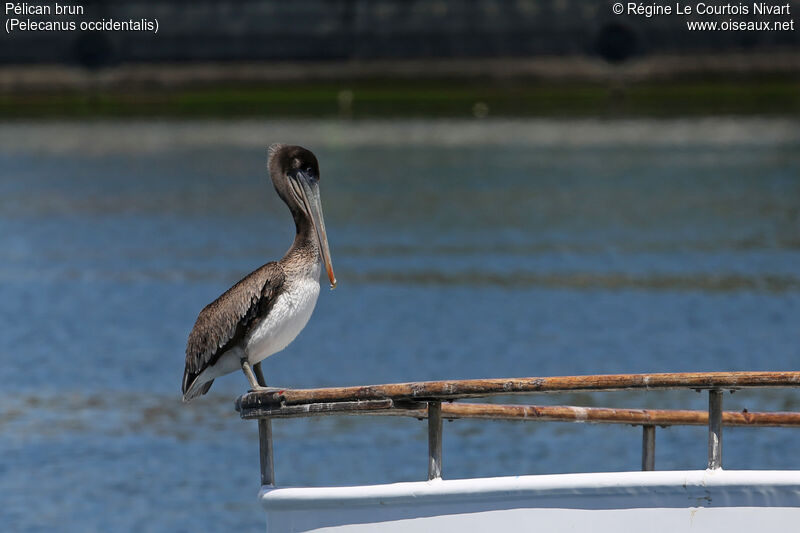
[{"x1": 244, "y1": 263, "x2": 321, "y2": 364}]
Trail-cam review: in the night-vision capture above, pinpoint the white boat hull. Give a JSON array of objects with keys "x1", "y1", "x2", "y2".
[{"x1": 260, "y1": 470, "x2": 800, "y2": 532}]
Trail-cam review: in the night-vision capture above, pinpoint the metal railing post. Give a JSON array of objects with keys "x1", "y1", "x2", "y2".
[
  {"x1": 428, "y1": 401, "x2": 443, "y2": 480},
  {"x1": 258, "y1": 419, "x2": 275, "y2": 486},
  {"x1": 707, "y1": 390, "x2": 723, "y2": 469},
  {"x1": 641, "y1": 425, "x2": 655, "y2": 471}
]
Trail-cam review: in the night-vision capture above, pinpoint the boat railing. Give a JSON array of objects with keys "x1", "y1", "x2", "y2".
[{"x1": 235, "y1": 371, "x2": 800, "y2": 485}]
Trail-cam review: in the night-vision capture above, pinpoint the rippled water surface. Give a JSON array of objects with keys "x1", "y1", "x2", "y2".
[{"x1": 1, "y1": 118, "x2": 799, "y2": 532}]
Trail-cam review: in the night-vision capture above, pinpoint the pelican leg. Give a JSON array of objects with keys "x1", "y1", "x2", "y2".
[
  {"x1": 241, "y1": 359, "x2": 263, "y2": 391},
  {"x1": 241, "y1": 359, "x2": 281, "y2": 393},
  {"x1": 253, "y1": 361, "x2": 267, "y2": 387}
]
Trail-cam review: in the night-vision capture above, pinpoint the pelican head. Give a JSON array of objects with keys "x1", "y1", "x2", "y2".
[{"x1": 268, "y1": 144, "x2": 336, "y2": 289}]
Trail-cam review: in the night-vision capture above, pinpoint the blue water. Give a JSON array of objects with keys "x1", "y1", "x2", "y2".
[{"x1": 1, "y1": 118, "x2": 799, "y2": 531}]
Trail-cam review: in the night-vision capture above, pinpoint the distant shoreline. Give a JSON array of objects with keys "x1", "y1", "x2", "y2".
[
  {"x1": 0, "y1": 53, "x2": 797, "y2": 118},
  {"x1": 2, "y1": 118, "x2": 799, "y2": 156},
  {"x1": 2, "y1": 52, "x2": 798, "y2": 89}
]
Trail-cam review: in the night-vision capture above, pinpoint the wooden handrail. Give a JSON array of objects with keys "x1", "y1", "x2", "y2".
[
  {"x1": 236, "y1": 371, "x2": 800, "y2": 411},
  {"x1": 401, "y1": 403, "x2": 800, "y2": 428},
  {"x1": 239, "y1": 399, "x2": 800, "y2": 427},
  {"x1": 238, "y1": 371, "x2": 800, "y2": 484}
]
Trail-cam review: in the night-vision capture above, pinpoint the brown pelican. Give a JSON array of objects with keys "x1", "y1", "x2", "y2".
[{"x1": 181, "y1": 144, "x2": 336, "y2": 402}]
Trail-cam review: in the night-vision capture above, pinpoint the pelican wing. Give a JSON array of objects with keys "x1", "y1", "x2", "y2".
[{"x1": 182, "y1": 262, "x2": 286, "y2": 397}]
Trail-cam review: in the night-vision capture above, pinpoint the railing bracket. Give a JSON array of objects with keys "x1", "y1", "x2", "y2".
[
  {"x1": 708, "y1": 389, "x2": 723, "y2": 469},
  {"x1": 428, "y1": 401, "x2": 443, "y2": 480},
  {"x1": 642, "y1": 425, "x2": 656, "y2": 471}
]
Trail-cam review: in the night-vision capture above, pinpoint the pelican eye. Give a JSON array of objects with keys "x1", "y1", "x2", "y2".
[{"x1": 305, "y1": 167, "x2": 314, "y2": 176}]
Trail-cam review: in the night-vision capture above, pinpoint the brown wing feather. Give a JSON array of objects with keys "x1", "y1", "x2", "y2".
[{"x1": 182, "y1": 262, "x2": 285, "y2": 395}]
